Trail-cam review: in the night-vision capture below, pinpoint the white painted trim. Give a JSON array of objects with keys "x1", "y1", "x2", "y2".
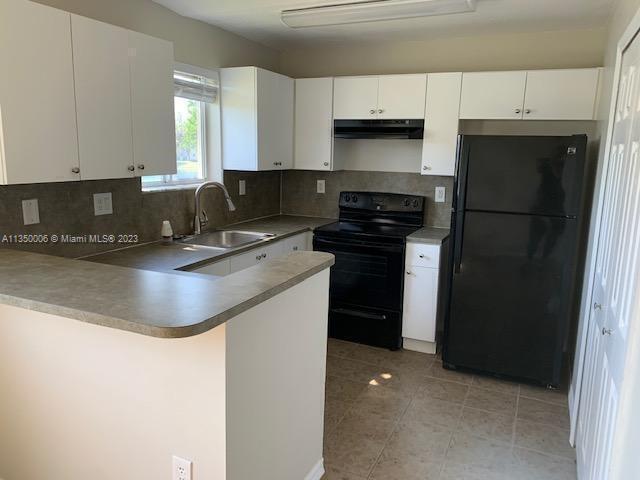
[
  {"x1": 304, "y1": 459, "x2": 325, "y2": 480},
  {"x1": 403, "y1": 337, "x2": 437, "y2": 354},
  {"x1": 569, "y1": 4, "x2": 640, "y2": 447}
]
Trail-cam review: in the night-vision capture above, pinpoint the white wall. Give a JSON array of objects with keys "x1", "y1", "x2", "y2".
[
  {"x1": 281, "y1": 27, "x2": 606, "y2": 78},
  {"x1": 0, "y1": 304, "x2": 227, "y2": 480}
]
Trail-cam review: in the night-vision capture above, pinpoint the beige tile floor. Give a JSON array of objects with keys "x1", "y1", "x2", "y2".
[{"x1": 322, "y1": 339, "x2": 576, "y2": 480}]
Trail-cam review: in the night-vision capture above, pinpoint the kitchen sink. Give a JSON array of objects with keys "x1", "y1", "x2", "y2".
[{"x1": 179, "y1": 230, "x2": 276, "y2": 249}]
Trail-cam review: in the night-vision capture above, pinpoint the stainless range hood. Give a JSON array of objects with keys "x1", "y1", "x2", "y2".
[{"x1": 334, "y1": 119, "x2": 425, "y2": 139}]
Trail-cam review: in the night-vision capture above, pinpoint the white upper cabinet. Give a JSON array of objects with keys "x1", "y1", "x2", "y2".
[
  {"x1": 460, "y1": 71, "x2": 527, "y2": 120},
  {"x1": 294, "y1": 78, "x2": 334, "y2": 171},
  {"x1": 221, "y1": 67, "x2": 294, "y2": 171},
  {"x1": 128, "y1": 31, "x2": 176, "y2": 177},
  {"x1": 377, "y1": 74, "x2": 427, "y2": 119},
  {"x1": 422, "y1": 72, "x2": 462, "y2": 177},
  {"x1": 523, "y1": 68, "x2": 601, "y2": 120},
  {"x1": 333, "y1": 76, "x2": 379, "y2": 119},
  {"x1": 0, "y1": 0, "x2": 79, "y2": 184},
  {"x1": 333, "y1": 74, "x2": 427, "y2": 119},
  {"x1": 72, "y1": 15, "x2": 134, "y2": 181}
]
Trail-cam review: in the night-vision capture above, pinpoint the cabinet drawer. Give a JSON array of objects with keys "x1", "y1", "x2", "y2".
[
  {"x1": 281, "y1": 232, "x2": 310, "y2": 253},
  {"x1": 229, "y1": 242, "x2": 282, "y2": 273},
  {"x1": 406, "y1": 243, "x2": 440, "y2": 268}
]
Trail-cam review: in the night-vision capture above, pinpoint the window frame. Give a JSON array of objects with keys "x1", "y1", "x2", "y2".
[{"x1": 142, "y1": 63, "x2": 221, "y2": 191}]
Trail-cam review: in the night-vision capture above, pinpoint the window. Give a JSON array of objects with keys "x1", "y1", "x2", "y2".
[{"x1": 142, "y1": 65, "x2": 221, "y2": 189}]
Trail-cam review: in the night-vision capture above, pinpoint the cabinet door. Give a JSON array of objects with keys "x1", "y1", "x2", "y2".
[
  {"x1": 460, "y1": 71, "x2": 527, "y2": 120},
  {"x1": 378, "y1": 74, "x2": 427, "y2": 119},
  {"x1": 422, "y1": 72, "x2": 462, "y2": 176},
  {"x1": 294, "y1": 78, "x2": 334, "y2": 171},
  {"x1": 221, "y1": 67, "x2": 258, "y2": 171},
  {"x1": 257, "y1": 68, "x2": 294, "y2": 170},
  {"x1": 72, "y1": 15, "x2": 133, "y2": 180},
  {"x1": 228, "y1": 242, "x2": 283, "y2": 273},
  {"x1": 281, "y1": 233, "x2": 310, "y2": 253},
  {"x1": 523, "y1": 68, "x2": 601, "y2": 120},
  {"x1": 402, "y1": 266, "x2": 439, "y2": 343},
  {"x1": 129, "y1": 31, "x2": 176, "y2": 177},
  {"x1": 0, "y1": 0, "x2": 79, "y2": 184},
  {"x1": 333, "y1": 77, "x2": 379, "y2": 119}
]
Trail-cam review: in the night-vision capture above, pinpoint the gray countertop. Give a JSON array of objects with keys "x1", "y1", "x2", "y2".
[
  {"x1": 407, "y1": 227, "x2": 451, "y2": 245},
  {"x1": 0, "y1": 249, "x2": 334, "y2": 339},
  {"x1": 83, "y1": 215, "x2": 336, "y2": 272}
]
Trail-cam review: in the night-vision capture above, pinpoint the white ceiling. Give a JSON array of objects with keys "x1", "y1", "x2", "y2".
[{"x1": 152, "y1": 0, "x2": 615, "y2": 50}]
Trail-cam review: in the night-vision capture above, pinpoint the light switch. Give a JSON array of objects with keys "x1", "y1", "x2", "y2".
[
  {"x1": 317, "y1": 180, "x2": 326, "y2": 194},
  {"x1": 239, "y1": 180, "x2": 246, "y2": 196},
  {"x1": 435, "y1": 186, "x2": 446, "y2": 203},
  {"x1": 93, "y1": 193, "x2": 113, "y2": 216},
  {"x1": 22, "y1": 199, "x2": 40, "y2": 225}
]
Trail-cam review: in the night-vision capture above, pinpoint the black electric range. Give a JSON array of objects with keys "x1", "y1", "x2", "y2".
[{"x1": 313, "y1": 192, "x2": 425, "y2": 350}]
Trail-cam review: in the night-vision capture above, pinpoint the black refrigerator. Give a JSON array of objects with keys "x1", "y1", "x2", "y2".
[{"x1": 443, "y1": 134, "x2": 588, "y2": 387}]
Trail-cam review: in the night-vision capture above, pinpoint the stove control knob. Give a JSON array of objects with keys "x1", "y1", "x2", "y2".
[
  {"x1": 413, "y1": 199, "x2": 419, "y2": 207},
  {"x1": 352, "y1": 195, "x2": 358, "y2": 203},
  {"x1": 345, "y1": 194, "x2": 351, "y2": 202},
  {"x1": 404, "y1": 198, "x2": 410, "y2": 207}
]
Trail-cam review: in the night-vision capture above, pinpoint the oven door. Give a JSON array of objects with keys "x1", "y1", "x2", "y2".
[{"x1": 313, "y1": 236, "x2": 405, "y2": 311}]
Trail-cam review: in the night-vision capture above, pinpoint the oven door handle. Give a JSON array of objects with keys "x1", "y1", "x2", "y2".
[
  {"x1": 314, "y1": 237, "x2": 404, "y2": 253},
  {"x1": 331, "y1": 307, "x2": 387, "y2": 321}
]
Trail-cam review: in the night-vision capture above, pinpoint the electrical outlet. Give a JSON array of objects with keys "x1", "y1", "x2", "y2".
[
  {"x1": 93, "y1": 193, "x2": 113, "y2": 216},
  {"x1": 239, "y1": 180, "x2": 246, "y2": 196},
  {"x1": 317, "y1": 179, "x2": 326, "y2": 194},
  {"x1": 172, "y1": 456, "x2": 192, "y2": 480},
  {"x1": 435, "y1": 186, "x2": 446, "y2": 203},
  {"x1": 22, "y1": 199, "x2": 40, "y2": 225}
]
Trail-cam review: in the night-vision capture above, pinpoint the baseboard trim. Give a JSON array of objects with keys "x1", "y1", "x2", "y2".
[{"x1": 305, "y1": 458, "x2": 325, "y2": 480}]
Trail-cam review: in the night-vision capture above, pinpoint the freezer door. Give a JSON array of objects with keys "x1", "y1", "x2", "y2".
[
  {"x1": 445, "y1": 210, "x2": 578, "y2": 386},
  {"x1": 460, "y1": 135, "x2": 587, "y2": 217}
]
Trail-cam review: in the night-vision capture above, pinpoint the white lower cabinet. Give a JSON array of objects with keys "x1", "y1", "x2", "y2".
[
  {"x1": 193, "y1": 232, "x2": 310, "y2": 277},
  {"x1": 402, "y1": 242, "x2": 441, "y2": 354}
]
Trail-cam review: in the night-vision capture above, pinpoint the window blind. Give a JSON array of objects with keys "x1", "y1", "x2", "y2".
[{"x1": 174, "y1": 70, "x2": 218, "y2": 103}]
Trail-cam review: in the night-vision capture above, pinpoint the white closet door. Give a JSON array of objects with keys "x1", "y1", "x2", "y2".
[
  {"x1": 524, "y1": 68, "x2": 601, "y2": 120},
  {"x1": 377, "y1": 74, "x2": 427, "y2": 119},
  {"x1": 577, "y1": 33, "x2": 640, "y2": 480},
  {"x1": 0, "y1": 0, "x2": 79, "y2": 184},
  {"x1": 72, "y1": 14, "x2": 133, "y2": 180},
  {"x1": 129, "y1": 31, "x2": 176, "y2": 177}
]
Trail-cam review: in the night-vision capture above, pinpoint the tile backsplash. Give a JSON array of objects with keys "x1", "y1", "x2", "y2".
[
  {"x1": 0, "y1": 168, "x2": 452, "y2": 258},
  {"x1": 281, "y1": 170, "x2": 453, "y2": 228},
  {"x1": 0, "y1": 171, "x2": 280, "y2": 258}
]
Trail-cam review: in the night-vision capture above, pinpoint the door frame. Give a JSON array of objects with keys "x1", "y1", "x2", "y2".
[{"x1": 569, "y1": 5, "x2": 640, "y2": 446}]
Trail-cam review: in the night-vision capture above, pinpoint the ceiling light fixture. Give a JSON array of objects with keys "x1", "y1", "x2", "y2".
[{"x1": 281, "y1": 0, "x2": 477, "y2": 29}]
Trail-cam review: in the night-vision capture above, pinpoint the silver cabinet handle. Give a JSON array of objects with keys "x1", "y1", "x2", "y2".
[
  {"x1": 423, "y1": 165, "x2": 432, "y2": 171},
  {"x1": 71, "y1": 167, "x2": 80, "y2": 174},
  {"x1": 406, "y1": 271, "x2": 412, "y2": 275},
  {"x1": 370, "y1": 109, "x2": 376, "y2": 114},
  {"x1": 525, "y1": 109, "x2": 531, "y2": 114},
  {"x1": 137, "y1": 164, "x2": 145, "y2": 170},
  {"x1": 262, "y1": 253, "x2": 267, "y2": 258},
  {"x1": 293, "y1": 246, "x2": 298, "y2": 251},
  {"x1": 127, "y1": 165, "x2": 135, "y2": 172},
  {"x1": 602, "y1": 327, "x2": 613, "y2": 336},
  {"x1": 594, "y1": 302, "x2": 603, "y2": 310},
  {"x1": 378, "y1": 109, "x2": 384, "y2": 114},
  {"x1": 419, "y1": 254, "x2": 429, "y2": 259},
  {"x1": 256, "y1": 255, "x2": 262, "y2": 261},
  {"x1": 515, "y1": 109, "x2": 522, "y2": 114},
  {"x1": 323, "y1": 162, "x2": 329, "y2": 167}
]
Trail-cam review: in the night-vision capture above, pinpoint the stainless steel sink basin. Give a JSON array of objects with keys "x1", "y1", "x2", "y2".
[{"x1": 179, "y1": 230, "x2": 275, "y2": 249}]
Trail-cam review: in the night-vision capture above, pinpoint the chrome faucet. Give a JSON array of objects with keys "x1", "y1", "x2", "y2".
[{"x1": 193, "y1": 181, "x2": 236, "y2": 235}]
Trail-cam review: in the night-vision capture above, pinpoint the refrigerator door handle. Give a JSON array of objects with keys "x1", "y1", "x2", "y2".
[{"x1": 453, "y1": 212, "x2": 465, "y2": 274}]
